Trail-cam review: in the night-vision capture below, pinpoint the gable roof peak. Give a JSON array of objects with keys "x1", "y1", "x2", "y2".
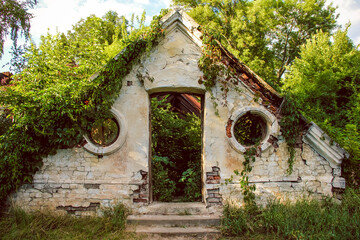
[
  {"x1": 160, "y1": 8, "x2": 202, "y2": 47},
  {"x1": 160, "y1": 8, "x2": 198, "y2": 29}
]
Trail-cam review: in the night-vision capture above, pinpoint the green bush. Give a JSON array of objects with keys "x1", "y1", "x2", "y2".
[
  {"x1": 152, "y1": 155, "x2": 176, "y2": 202},
  {"x1": 0, "y1": 109, "x2": 12, "y2": 136},
  {"x1": 179, "y1": 161, "x2": 202, "y2": 202}
]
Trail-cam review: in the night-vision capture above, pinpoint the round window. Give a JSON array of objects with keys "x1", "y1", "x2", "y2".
[
  {"x1": 83, "y1": 108, "x2": 127, "y2": 155},
  {"x1": 89, "y1": 118, "x2": 120, "y2": 147},
  {"x1": 233, "y1": 112, "x2": 267, "y2": 147},
  {"x1": 227, "y1": 106, "x2": 279, "y2": 153}
]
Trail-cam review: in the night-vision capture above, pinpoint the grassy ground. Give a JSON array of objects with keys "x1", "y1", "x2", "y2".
[
  {"x1": 0, "y1": 203, "x2": 138, "y2": 240},
  {"x1": 1, "y1": 189, "x2": 359, "y2": 240},
  {"x1": 221, "y1": 188, "x2": 360, "y2": 240}
]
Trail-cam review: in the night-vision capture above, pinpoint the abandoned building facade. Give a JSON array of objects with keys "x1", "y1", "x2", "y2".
[{"x1": 11, "y1": 10, "x2": 348, "y2": 215}]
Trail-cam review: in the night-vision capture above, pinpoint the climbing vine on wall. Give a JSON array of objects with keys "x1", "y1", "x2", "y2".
[
  {"x1": 0, "y1": 10, "x2": 168, "y2": 205},
  {"x1": 278, "y1": 97, "x2": 304, "y2": 175},
  {"x1": 198, "y1": 28, "x2": 304, "y2": 197}
]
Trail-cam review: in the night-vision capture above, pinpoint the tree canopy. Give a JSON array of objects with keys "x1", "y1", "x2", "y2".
[
  {"x1": 174, "y1": 0, "x2": 338, "y2": 88},
  {"x1": 283, "y1": 28, "x2": 360, "y2": 186},
  {"x1": 0, "y1": 0, "x2": 37, "y2": 59}
]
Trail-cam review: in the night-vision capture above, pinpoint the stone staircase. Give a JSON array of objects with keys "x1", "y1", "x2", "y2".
[{"x1": 126, "y1": 202, "x2": 222, "y2": 239}]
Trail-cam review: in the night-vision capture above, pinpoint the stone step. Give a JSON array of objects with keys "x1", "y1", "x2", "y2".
[
  {"x1": 127, "y1": 214, "x2": 221, "y2": 227},
  {"x1": 127, "y1": 225, "x2": 221, "y2": 238},
  {"x1": 142, "y1": 202, "x2": 214, "y2": 215}
]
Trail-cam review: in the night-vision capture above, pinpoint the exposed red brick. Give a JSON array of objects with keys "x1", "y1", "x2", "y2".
[
  {"x1": 0, "y1": 72, "x2": 13, "y2": 86},
  {"x1": 206, "y1": 179, "x2": 220, "y2": 184},
  {"x1": 226, "y1": 119, "x2": 233, "y2": 138},
  {"x1": 241, "y1": 73, "x2": 249, "y2": 80},
  {"x1": 207, "y1": 176, "x2": 220, "y2": 180}
]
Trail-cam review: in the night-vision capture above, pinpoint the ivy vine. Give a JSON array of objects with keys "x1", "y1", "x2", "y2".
[
  {"x1": 198, "y1": 28, "x2": 304, "y2": 201},
  {"x1": 278, "y1": 96, "x2": 304, "y2": 175},
  {"x1": 0, "y1": 9, "x2": 168, "y2": 205}
]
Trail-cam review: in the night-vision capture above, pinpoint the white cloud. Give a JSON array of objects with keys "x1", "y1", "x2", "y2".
[
  {"x1": 1, "y1": 0, "x2": 170, "y2": 71},
  {"x1": 28, "y1": 0, "x2": 155, "y2": 37},
  {"x1": 159, "y1": 0, "x2": 172, "y2": 7},
  {"x1": 334, "y1": 0, "x2": 360, "y2": 45},
  {"x1": 134, "y1": 0, "x2": 150, "y2": 5}
]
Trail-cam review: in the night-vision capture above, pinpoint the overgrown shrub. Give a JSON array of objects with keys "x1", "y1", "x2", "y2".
[
  {"x1": 179, "y1": 161, "x2": 202, "y2": 202},
  {"x1": 0, "y1": 109, "x2": 12, "y2": 136},
  {"x1": 152, "y1": 155, "x2": 176, "y2": 202}
]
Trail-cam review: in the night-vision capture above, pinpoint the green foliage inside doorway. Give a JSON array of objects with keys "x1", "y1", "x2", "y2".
[{"x1": 151, "y1": 95, "x2": 202, "y2": 202}]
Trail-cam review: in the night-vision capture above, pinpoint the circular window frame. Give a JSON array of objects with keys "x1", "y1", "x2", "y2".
[
  {"x1": 227, "y1": 106, "x2": 278, "y2": 153},
  {"x1": 84, "y1": 108, "x2": 127, "y2": 155}
]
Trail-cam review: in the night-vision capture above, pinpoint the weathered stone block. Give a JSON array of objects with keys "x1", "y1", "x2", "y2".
[
  {"x1": 332, "y1": 177, "x2": 346, "y2": 189},
  {"x1": 333, "y1": 168, "x2": 341, "y2": 176}
]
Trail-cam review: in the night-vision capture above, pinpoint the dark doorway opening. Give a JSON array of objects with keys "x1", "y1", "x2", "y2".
[{"x1": 150, "y1": 93, "x2": 203, "y2": 202}]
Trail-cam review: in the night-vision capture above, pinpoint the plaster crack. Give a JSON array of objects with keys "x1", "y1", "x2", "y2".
[{"x1": 300, "y1": 144, "x2": 308, "y2": 166}]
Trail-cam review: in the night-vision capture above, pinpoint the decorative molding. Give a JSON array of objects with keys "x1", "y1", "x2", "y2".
[{"x1": 303, "y1": 122, "x2": 349, "y2": 168}]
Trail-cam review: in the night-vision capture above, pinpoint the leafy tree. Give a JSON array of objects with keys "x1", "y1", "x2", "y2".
[
  {"x1": 174, "y1": 0, "x2": 337, "y2": 87},
  {"x1": 0, "y1": 0, "x2": 37, "y2": 59},
  {"x1": 283, "y1": 28, "x2": 360, "y2": 186},
  {"x1": 69, "y1": 11, "x2": 127, "y2": 48}
]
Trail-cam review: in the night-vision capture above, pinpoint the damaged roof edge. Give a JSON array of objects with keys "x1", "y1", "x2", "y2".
[
  {"x1": 160, "y1": 8, "x2": 200, "y2": 32},
  {"x1": 215, "y1": 39, "x2": 282, "y2": 100},
  {"x1": 303, "y1": 122, "x2": 349, "y2": 168}
]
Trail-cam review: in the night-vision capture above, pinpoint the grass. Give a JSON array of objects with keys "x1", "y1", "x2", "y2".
[
  {"x1": 0, "y1": 203, "x2": 139, "y2": 240},
  {"x1": 222, "y1": 188, "x2": 360, "y2": 240},
  {"x1": 1, "y1": 189, "x2": 359, "y2": 239}
]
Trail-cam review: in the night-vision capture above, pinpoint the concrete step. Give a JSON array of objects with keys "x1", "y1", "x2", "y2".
[
  {"x1": 127, "y1": 214, "x2": 221, "y2": 227},
  {"x1": 143, "y1": 202, "x2": 213, "y2": 215},
  {"x1": 127, "y1": 225, "x2": 221, "y2": 238},
  {"x1": 127, "y1": 202, "x2": 222, "y2": 238}
]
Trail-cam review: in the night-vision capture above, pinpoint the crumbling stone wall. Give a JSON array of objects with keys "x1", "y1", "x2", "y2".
[
  {"x1": 11, "y1": 148, "x2": 150, "y2": 215},
  {"x1": 203, "y1": 84, "x2": 346, "y2": 205}
]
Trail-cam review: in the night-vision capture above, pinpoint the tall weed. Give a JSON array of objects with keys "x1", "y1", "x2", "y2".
[
  {"x1": 0, "y1": 203, "x2": 132, "y2": 240},
  {"x1": 222, "y1": 188, "x2": 360, "y2": 240}
]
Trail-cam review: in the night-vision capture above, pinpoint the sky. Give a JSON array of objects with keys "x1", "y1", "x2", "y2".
[{"x1": 1, "y1": 0, "x2": 360, "y2": 72}]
